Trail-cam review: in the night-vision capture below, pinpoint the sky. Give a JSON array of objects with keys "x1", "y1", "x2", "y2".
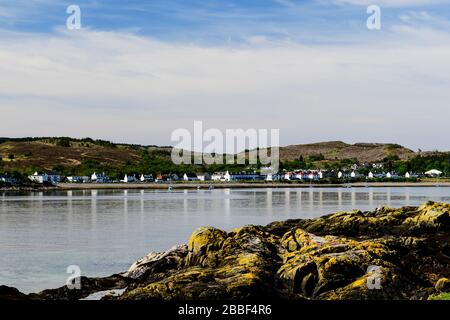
[{"x1": 0, "y1": 0, "x2": 450, "y2": 151}]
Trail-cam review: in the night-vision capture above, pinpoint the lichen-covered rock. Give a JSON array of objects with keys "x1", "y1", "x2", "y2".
[
  {"x1": 428, "y1": 292, "x2": 450, "y2": 300},
  {"x1": 28, "y1": 275, "x2": 131, "y2": 300},
  {"x1": 3, "y1": 202, "x2": 449, "y2": 301},
  {"x1": 120, "y1": 225, "x2": 281, "y2": 300},
  {"x1": 435, "y1": 278, "x2": 450, "y2": 293},
  {"x1": 403, "y1": 202, "x2": 450, "y2": 233},
  {"x1": 185, "y1": 227, "x2": 228, "y2": 267},
  {"x1": 278, "y1": 228, "x2": 403, "y2": 299},
  {"x1": 117, "y1": 202, "x2": 449, "y2": 301},
  {"x1": 299, "y1": 201, "x2": 450, "y2": 238}
]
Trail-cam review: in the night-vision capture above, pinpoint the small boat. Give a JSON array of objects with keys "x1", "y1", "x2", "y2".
[{"x1": 168, "y1": 185, "x2": 173, "y2": 192}]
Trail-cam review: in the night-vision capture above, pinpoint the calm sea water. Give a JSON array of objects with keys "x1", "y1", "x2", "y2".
[{"x1": 1, "y1": 187, "x2": 450, "y2": 293}]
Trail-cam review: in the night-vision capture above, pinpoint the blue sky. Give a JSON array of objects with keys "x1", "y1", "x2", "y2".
[
  {"x1": 1, "y1": 0, "x2": 450, "y2": 150},
  {"x1": 0, "y1": 0, "x2": 450, "y2": 45},
  {"x1": 2, "y1": 0, "x2": 450, "y2": 43}
]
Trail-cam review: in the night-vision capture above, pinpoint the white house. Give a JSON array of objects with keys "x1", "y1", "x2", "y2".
[
  {"x1": 405, "y1": 172, "x2": 418, "y2": 178},
  {"x1": 91, "y1": 172, "x2": 109, "y2": 183},
  {"x1": 263, "y1": 172, "x2": 281, "y2": 181},
  {"x1": 283, "y1": 172, "x2": 292, "y2": 181},
  {"x1": 306, "y1": 171, "x2": 321, "y2": 180},
  {"x1": 67, "y1": 176, "x2": 90, "y2": 183},
  {"x1": 368, "y1": 172, "x2": 374, "y2": 179},
  {"x1": 212, "y1": 171, "x2": 246, "y2": 182},
  {"x1": 386, "y1": 172, "x2": 400, "y2": 179},
  {"x1": 425, "y1": 169, "x2": 442, "y2": 177},
  {"x1": 122, "y1": 174, "x2": 137, "y2": 183},
  {"x1": 28, "y1": 172, "x2": 60, "y2": 184},
  {"x1": 28, "y1": 172, "x2": 46, "y2": 184},
  {"x1": 338, "y1": 171, "x2": 343, "y2": 179},
  {"x1": 140, "y1": 174, "x2": 154, "y2": 182},
  {"x1": 211, "y1": 172, "x2": 225, "y2": 181},
  {"x1": 183, "y1": 173, "x2": 200, "y2": 181}
]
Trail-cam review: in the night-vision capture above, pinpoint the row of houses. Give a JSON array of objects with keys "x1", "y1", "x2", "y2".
[
  {"x1": 338, "y1": 170, "x2": 442, "y2": 179},
  {"x1": 23, "y1": 168, "x2": 445, "y2": 185},
  {"x1": 25, "y1": 170, "x2": 273, "y2": 185},
  {"x1": 281, "y1": 170, "x2": 324, "y2": 181}
]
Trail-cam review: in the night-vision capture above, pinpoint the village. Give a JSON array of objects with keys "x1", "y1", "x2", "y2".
[{"x1": 1, "y1": 167, "x2": 443, "y2": 186}]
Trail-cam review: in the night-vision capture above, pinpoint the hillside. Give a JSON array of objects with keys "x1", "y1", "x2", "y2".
[
  {"x1": 279, "y1": 141, "x2": 415, "y2": 163},
  {"x1": 0, "y1": 137, "x2": 446, "y2": 178},
  {"x1": 0, "y1": 138, "x2": 171, "y2": 173}
]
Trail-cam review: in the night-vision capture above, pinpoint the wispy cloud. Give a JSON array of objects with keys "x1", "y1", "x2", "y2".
[
  {"x1": 0, "y1": 1, "x2": 450, "y2": 149},
  {"x1": 399, "y1": 10, "x2": 450, "y2": 29},
  {"x1": 1, "y1": 20, "x2": 450, "y2": 149}
]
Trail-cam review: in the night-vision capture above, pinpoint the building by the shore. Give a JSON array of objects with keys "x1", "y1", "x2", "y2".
[
  {"x1": 67, "y1": 176, "x2": 90, "y2": 183},
  {"x1": 183, "y1": 173, "x2": 200, "y2": 181},
  {"x1": 140, "y1": 174, "x2": 154, "y2": 182},
  {"x1": 425, "y1": 169, "x2": 443, "y2": 177},
  {"x1": 121, "y1": 174, "x2": 137, "y2": 183},
  {"x1": 28, "y1": 171, "x2": 61, "y2": 184},
  {"x1": 91, "y1": 172, "x2": 109, "y2": 183}
]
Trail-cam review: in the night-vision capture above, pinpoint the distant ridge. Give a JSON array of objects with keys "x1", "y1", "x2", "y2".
[
  {"x1": 0, "y1": 137, "x2": 443, "y2": 172},
  {"x1": 279, "y1": 141, "x2": 415, "y2": 163}
]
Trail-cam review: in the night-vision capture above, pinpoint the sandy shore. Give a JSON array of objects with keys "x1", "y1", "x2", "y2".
[{"x1": 55, "y1": 181, "x2": 450, "y2": 190}]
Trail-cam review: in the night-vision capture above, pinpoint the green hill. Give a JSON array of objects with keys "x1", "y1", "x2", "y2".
[{"x1": 0, "y1": 137, "x2": 448, "y2": 179}]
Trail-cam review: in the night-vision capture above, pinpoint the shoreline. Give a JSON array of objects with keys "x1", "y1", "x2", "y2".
[{"x1": 2, "y1": 181, "x2": 450, "y2": 192}]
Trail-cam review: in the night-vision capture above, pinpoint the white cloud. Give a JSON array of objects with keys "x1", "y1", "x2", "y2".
[
  {"x1": 399, "y1": 10, "x2": 450, "y2": 29},
  {"x1": 0, "y1": 24, "x2": 450, "y2": 150}
]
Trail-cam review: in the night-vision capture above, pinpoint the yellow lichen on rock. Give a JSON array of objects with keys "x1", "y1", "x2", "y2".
[
  {"x1": 186, "y1": 227, "x2": 227, "y2": 267},
  {"x1": 403, "y1": 202, "x2": 450, "y2": 230},
  {"x1": 435, "y1": 277, "x2": 450, "y2": 292}
]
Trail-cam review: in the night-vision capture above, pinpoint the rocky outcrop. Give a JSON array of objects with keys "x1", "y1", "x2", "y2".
[
  {"x1": 2, "y1": 201, "x2": 449, "y2": 300},
  {"x1": 0, "y1": 286, "x2": 29, "y2": 300}
]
